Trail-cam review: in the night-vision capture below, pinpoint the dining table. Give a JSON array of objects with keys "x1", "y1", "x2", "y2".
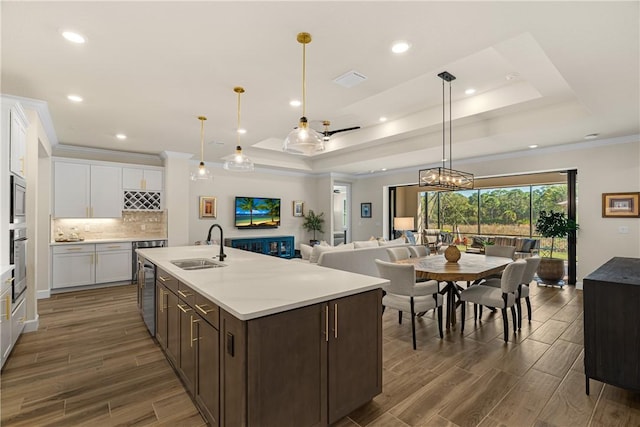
[{"x1": 398, "y1": 253, "x2": 513, "y2": 329}]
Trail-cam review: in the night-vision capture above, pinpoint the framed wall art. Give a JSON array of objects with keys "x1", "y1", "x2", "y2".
[
  {"x1": 361, "y1": 202, "x2": 372, "y2": 218},
  {"x1": 199, "y1": 196, "x2": 217, "y2": 218},
  {"x1": 602, "y1": 192, "x2": 640, "y2": 218},
  {"x1": 292, "y1": 201, "x2": 304, "y2": 217}
]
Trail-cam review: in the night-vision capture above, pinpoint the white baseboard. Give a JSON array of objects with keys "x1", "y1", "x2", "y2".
[
  {"x1": 24, "y1": 315, "x2": 39, "y2": 333},
  {"x1": 576, "y1": 281, "x2": 583, "y2": 290},
  {"x1": 37, "y1": 289, "x2": 51, "y2": 299}
]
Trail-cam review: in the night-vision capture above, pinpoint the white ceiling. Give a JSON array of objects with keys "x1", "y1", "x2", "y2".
[{"x1": 2, "y1": 1, "x2": 639, "y2": 175}]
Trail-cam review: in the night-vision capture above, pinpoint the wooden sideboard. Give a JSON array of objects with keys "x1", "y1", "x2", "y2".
[{"x1": 583, "y1": 257, "x2": 640, "y2": 394}]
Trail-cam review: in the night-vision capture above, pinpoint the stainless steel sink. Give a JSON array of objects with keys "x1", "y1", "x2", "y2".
[{"x1": 170, "y1": 258, "x2": 226, "y2": 270}]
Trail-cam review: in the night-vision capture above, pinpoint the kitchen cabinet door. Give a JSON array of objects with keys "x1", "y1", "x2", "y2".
[
  {"x1": 95, "y1": 244, "x2": 131, "y2": 283},
  {"x1": 178, "y1": 302, "x2": 196, "y2": 394},
  {"x1": 9, "y1": 109, "x2": 27, "y2": 178},
  {"x1": 90, "y1": 165, "x2": 122, "y2": 218},
  {"x1": 195, "y1": 315, "x2": 220, "y2": 427},
  {"x1": 0, "y1": 287, "x2": 12, "y2": 367},
  {"x1": 54, "y1": 162, "x2": 90, "y2": 218},
  {"x1": 327, "y1": 289, "x2": 382, "y2": 423},
  {"x1": 123, "y1": 168, "x2": 163, "y2": 191},
  {"x1": 166, "y1": 289, "x2": 180, "y2": 368},
  {"x1": 11, "y1": 297, "x2": 26, "y2": 345},
  {"x1": 156, "y1": 284, "x2": 168, "y2": 350},
  {"x1": 52, "y1": 245, "x2": 96, "y2": 288}
]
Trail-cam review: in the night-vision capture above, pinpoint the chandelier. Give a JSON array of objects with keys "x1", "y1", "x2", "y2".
[{"x1": 419, "y1": 71, "x2": 474, "y2": 191}]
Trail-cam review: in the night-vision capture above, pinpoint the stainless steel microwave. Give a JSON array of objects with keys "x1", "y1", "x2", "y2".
[{"x1": 10, "y1": 174, "x2": 26, "y2": 225}]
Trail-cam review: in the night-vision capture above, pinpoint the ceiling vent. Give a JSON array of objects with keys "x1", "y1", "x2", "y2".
[{"x1": 333, "y1": 70, "x2": 367, "y2": 88}]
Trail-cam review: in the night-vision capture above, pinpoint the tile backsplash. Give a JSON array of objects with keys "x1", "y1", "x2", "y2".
[{"x1": 52, "y1": 211, "x2": 167, "y2": 241}]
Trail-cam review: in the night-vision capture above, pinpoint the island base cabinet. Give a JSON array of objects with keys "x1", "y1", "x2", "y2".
[
  {"x1": 178, "y1": 303, "x2": 196, "y2": 395},
  {"x1": 221, "y1": 288, "x2": 382, "y2": 427},
  {"x1": 155, "y1": 284, "x2": 168, "y2": 351},
  {"x1": 195, "y1": 317, "x2": 220, "y2": 426},
  {"x1": 327, "y1": 290, "x2": 383, "y2": 424},
  {"x1": 166, "y1": 290, "x2": 180, "y2": 368}
]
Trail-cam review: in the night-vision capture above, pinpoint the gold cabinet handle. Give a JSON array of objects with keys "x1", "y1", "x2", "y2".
[
  {"x1": 107, "y1": 245, "x2": 121, "y2": 249},
  {"x1": 334, "y1": 303, "x2": 338, "y2": 339},
  {"x1": 5, "y1": 277, "x2": 14, "y2": 284},
  {"x1": 177, "y1": 289, "x2": 192, "y2": 298},
  {"x1": 190, "y1": 316, "x2": 200, "y2": 347},
  {"x1": 66, "y1": 247, "x2": 83, "y2": 251},
  {"x1": 159, "y1": 288, "x2": 164, "y2": 313},
  {"x1": 86, "y1": 207, "x2": 89, "y2": 218},
  {"x1": 158, "y1": 276, "x2": 169, "y2": 282},
  {"x1": 325, "y1": 305, "x2": 329, "y2": 342},
  {"x1": 195, "y1": 304, "x2": 215, "y2": 315},
  {"x1": 90, "y1": 254, "x2": 94, "y2": 264},
  {"x1": 5, "y1": 296, "x2": 9, "y2": 320},
  {"x1": 19, "y1": 157, "x2": 24, "y2": 174},
  {"x1": 177, "y1": 304, "x2": 192, "y2": 314}
]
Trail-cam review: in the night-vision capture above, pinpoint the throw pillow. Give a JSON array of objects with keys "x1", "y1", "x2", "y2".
[
  {"x1": 380, "y1": 237, "x2": 406, "y2": 246},
  {"x1": 354, "y1": 240, "x2": 379, "y2": 249},
  {"x1": 310, "y1": 243, "x2": 353, "y2": 263},
  {"x1": 300, "y1": 243, "x2": 313, "y2": 260}
]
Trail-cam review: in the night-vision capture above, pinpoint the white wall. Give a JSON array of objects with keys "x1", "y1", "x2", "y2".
[
  {"x1": 188, "y1": 166, "x2": 319, "y2": 248},
  {"x1": 350, "y1": 137, "x2": 640, "y2": 283}
]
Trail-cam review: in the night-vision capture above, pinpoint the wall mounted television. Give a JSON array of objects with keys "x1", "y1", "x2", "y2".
[{"x1": 234, "y1": 197, "x2": 281, "y2": 229}]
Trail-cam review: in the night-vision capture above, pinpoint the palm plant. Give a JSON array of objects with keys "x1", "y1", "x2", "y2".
[{"x1": 302, "y1": 210, "x2": 325, "y2": 242}]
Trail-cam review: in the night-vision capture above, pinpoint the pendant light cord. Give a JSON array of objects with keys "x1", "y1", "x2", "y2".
[
  {"x1": 200, "y1": 118, "x2": 205, "y2": 162},
  {"x1": 442, "y1": 79, "x2": 445, "y2": 170},
  {"x1": 302, "y1": 41, "x2": 307, "y2": 118},
  {"x1": 449, "y1": 79, "x2": 452, "y2": 171},
  {"x1": 237, "y1": 90, "x2": 242, "y2": 146}
]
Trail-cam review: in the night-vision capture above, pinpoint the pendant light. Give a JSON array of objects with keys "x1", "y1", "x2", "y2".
[
  {"x1": 190, "y1": 116, "x2": 213, "y2": 181},
  {"x1": 223, "y1": 86, "x2": 254, "y2": 172},
  {"x1": 418, "y1": 71, "x2": 474, "y2": 191},
  {"x1": 283, "y1": 32, "x2": 324, "y2": 155}
]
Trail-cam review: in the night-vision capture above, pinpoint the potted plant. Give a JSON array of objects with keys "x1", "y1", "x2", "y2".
[
  {"x1": 302, "y1": 210, "x2": 325, "y2": 246},
  {"x1": 535, "y1": 210, "x2": 579, "y2": 284}
]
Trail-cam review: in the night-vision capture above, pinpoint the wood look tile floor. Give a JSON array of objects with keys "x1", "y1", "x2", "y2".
[{"x1": 2, "y1": 282, "x2": 640, "y2": 426}]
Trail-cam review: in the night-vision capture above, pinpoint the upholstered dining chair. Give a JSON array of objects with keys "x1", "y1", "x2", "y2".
[
  {"x1": 484, "y1": 244, "x2": 516, "y2": 259},
  {"x1": 386, "y1": 247, "x2": 411, "y2": 262},
  {"x1": 375, "y1": 259, "x2": 443, "y2": 349},
  {"x1": 459, "y1": 259, "x2": 526, "y2": 342},
  {"x1": 408, "y1": 245, "x2": 429, "y2": 258},
  {"x1": 481, "y1": 256, "x2": 541, "y2": 329}
]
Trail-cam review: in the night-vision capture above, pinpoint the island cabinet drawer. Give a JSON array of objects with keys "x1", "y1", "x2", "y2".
[
  {"x1": 194, "y1": 293, "x2": 219, "y2": 329},
  {"x1": 156, "y1": 268, "x2": 178, "y2": 293},
  {"x1": 52, "y1": 244, "x2": 94, "y2": 254},
  {"x1": 176, "y1": 282, "x2": 196, "y2": 307}
]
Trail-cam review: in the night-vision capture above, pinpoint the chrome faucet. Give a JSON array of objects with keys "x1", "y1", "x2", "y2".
[{"x1": 206, "y1": 224, "x2": 226, "y2": 261}]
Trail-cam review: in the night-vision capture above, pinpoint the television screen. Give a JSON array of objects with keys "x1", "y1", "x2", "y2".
[{"x1": 235, "y1": 197, "x2": 281, "y2": 229}]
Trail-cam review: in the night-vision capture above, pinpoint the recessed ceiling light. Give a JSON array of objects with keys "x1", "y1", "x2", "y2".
[
  {"x1": 237, "y1": 128, "x2": 247, "y2": 134},
  {"x1": 67, "y1": 94, "x2": 83, "y2": 102},
  {"x1": 381, "y1": 168, "x2": 387, "y2": 172},
  {"x1": 116, "y1": 134, "x2": 127, "y2": 140},
  {"x1": 528, "y1": 144, "x2": 538, "y2": 149},
  {"x1": 391, "y1": 41, "x2": 410, "y2": 54},
  {"x1": 465, "y1": 88, "x2": 476, "y2": 95},
  {"x1": 289, "y1": 100, "x2": 301, "y2": 107},
  {"x1": 379, "y1": 117, "x2": 388, "y2": 122},
  {"x1": 584, "y1": 133, "x2": 599, "y2": 140},
  {"x1": 61, "y1": 31, "x2": 86, "y2": 44}
]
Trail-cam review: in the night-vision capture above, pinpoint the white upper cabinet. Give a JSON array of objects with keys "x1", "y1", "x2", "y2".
[
  {"x1": 9, "y1": 109, "x2": 27, "y2": 178},
  {"x1": 53, "y1": 161, "x2": 122, "y2": 218},
  {"x1": 123, "y1": 168, "x2": 163, "y2": 191}
]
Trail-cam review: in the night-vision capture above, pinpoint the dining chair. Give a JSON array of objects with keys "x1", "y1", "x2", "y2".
[
  {"x1": 459, "y1": 259, "x2": 526, "y2": 342},
  {"x1": 375, "y1": 259, "x2": 443, "y2": 349},
  {"x1": 481, "y1": 256, "x2": 541, "y2": 329},
  {"x1": 386, "y1": 247, "x2": 411, "y2": 262},
  {"x1": 408, "y1": 245, "x2": 429, "y2": 258},
  {"x1": 484, "y1": 244, "x2": 516, "y2": 259}
]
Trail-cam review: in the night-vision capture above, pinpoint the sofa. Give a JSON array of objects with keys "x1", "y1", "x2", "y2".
[
  {"x1": 468, "y1": 235, "x2": 539, "y2": 259},
  {"x1": 296, "y1": 239, "x2": 409, "y2": 277}
]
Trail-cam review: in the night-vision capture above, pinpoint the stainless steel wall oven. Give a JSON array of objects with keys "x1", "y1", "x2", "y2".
[
  {"x1": 10, "y1": 175, "x2": 26, "y2": 225},
  {"x1": 9, "y1": 227, "x2": 27, "y2": 305}
]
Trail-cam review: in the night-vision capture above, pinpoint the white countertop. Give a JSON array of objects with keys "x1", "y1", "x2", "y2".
[
  {"x1": 51, "y1": 237, "x2": 167, "y2": 246},
  {"x1": 0, "y1": 265, "x2": 14, "y2": 277},
  {"x1": 137, "y1": 245, "x2": 388, "y2": 321}
]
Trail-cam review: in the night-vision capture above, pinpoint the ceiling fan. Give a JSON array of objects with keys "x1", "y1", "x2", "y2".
[{"x1": 317, "y1": 120, "x2": 361, "y2": 142}]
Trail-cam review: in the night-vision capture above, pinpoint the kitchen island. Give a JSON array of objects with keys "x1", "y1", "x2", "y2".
[{"x1": 136, "y1": 244, "x2": 386, "y2": 427}]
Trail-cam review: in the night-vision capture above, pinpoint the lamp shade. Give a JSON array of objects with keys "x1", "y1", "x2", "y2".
[{"x1": 393, "y1": 217, "x2": 415, "y2": 231}]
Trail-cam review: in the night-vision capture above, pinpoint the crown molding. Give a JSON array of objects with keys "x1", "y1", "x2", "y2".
[
  {"x1": 1, "y1": 94, "x2": 58, "y2": 146},
  {"x1": 53, "y1": 143, "x2": 163, "y2": 165}
]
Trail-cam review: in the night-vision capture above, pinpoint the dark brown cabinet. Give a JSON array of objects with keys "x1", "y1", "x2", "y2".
[
  {"x1": 195, "y1": 315, "x2": 220, "y2": 426},
  {"x1": 583, "y1": 257, "x2": 640, "y2": 394},
  {"x1": 221, "y1": 288, "x2": 382, "y2": 426},
  {"x1": 178, "y1": 300, "x2": 196, "y2": 394},
  {"x1": 165, "y1": 287, "x2": 180, "y2": 368},
  {"x1": 156, "y1": 284, "x2": 167, "y2": 350}
]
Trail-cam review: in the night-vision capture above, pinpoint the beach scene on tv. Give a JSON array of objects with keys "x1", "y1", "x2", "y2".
[{"x1": 235, "y1": 197, "x2": 281, "y2": 228}]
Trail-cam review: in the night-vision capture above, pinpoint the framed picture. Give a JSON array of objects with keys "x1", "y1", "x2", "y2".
[
  {"x1": 292, "y1": 200, "x2": 304, "y2": 217},
  {"x1": 602, "y1": 192, "x2": 640, "y2": 218},
  {"x1": 361, "y1": 202, "x2": 372, "y2": 218},
  {"x1": 199, "y1": 196, "x2": 217, "y2": 219}
]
